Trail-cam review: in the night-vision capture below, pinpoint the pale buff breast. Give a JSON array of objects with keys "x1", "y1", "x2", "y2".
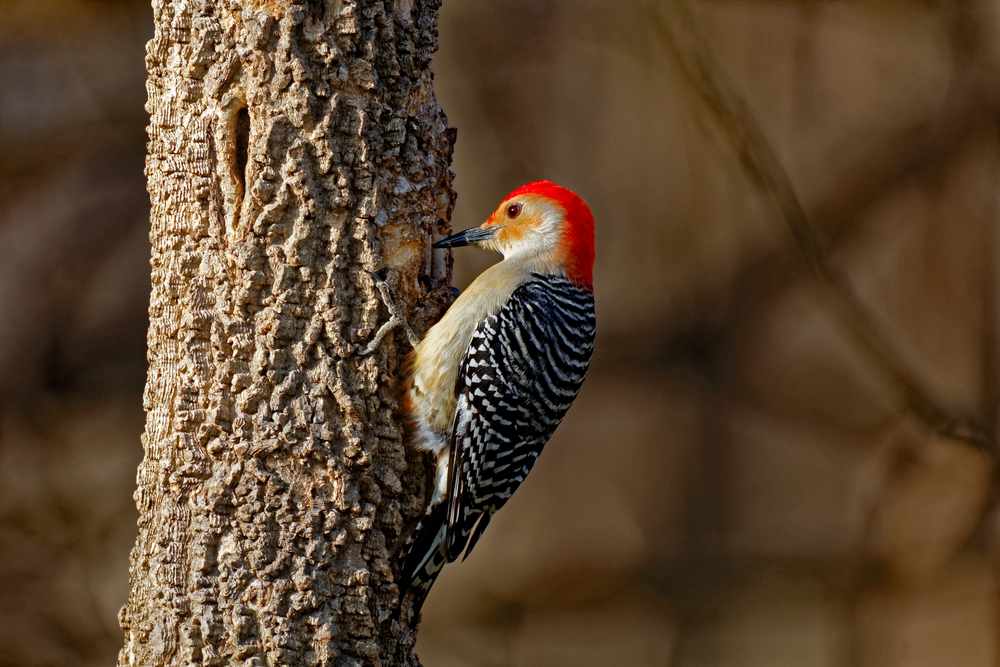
[{"x1": 407, "y1": 259, "x2": 532, "y2": 446}]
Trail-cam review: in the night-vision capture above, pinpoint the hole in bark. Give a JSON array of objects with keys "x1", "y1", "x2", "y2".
[{"x1": 235, "y1": 106, "x2": 250, "y2": 193}]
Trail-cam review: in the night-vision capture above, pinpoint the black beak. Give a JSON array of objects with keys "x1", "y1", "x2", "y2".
[{"x1": 433, "y1": 226, "x2": 496, "y2": 249}]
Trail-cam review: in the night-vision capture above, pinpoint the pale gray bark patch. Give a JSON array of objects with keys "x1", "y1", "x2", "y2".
[{"x1": 119, "y1": 1, "x2": 456, "y2": 665}]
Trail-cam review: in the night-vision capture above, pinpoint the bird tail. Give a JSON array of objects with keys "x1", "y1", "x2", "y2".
[
  {"x1": 395, "y1": 501, "x2": 449, "y2": 620},
  {"x1": 460, "y1": 512, "x2": 492, "y2": 562}
]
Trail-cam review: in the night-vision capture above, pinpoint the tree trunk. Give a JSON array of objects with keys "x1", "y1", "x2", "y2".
[{"x1": 119, "y1": 1, "x2": 455, "y2": 665}]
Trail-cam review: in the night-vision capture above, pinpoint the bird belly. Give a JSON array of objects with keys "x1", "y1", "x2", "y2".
[{"x1": 405, "y1": 409, "x2": 451, "y2": 505}]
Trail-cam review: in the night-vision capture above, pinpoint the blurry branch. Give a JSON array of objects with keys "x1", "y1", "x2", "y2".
[
  {"x1": 942, "y1": 0, "x2": 1000, "y2": 441},
  {"x1": 983, "y1": 173, "x2": 1000, "y2": 433},
  {"x1": 649, "y1": 0, "x2": 995, "y2": 454}
]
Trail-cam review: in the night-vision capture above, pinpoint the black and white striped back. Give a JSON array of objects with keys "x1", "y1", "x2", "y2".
[
  {"x1": 446, "y1": 273, "x2": 596, "y2": 558},
  {"x1": 395, "y1": 274, "x2": 595, "y2": 615}
]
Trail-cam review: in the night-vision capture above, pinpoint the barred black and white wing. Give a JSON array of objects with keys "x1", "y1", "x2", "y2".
[{"x1": 445, "y1": 274, "x2": 596, "y2": 561}]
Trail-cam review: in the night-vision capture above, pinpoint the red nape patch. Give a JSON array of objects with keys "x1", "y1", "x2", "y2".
[{"x1": 506, "y1": 180, "x2": 595, "y2": 287}]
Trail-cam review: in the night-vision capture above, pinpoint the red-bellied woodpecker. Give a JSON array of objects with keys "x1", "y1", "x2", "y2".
[{"x1": 365, "y1": 181, "x2": 596, "y2": 618}]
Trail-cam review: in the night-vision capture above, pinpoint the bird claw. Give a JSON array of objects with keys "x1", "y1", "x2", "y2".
[{"x1": 358, "y1": 270, "x2": 419, "y2": 355}]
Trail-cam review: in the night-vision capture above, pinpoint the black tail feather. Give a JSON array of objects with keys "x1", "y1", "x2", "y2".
[
  {"x1": 398, "y1": 501, "x2": 448, "y2": 597},
  {"x1": 461, "y1": 512, "x2": 492, "y2": 562},
  {"x1": 394, "y1": 501, "x2": 452, "y2": 623}
]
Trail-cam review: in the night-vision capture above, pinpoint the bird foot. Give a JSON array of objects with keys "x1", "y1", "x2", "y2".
[{"x1": 359, "y1": 270, "x2": 420, "y2": 356}]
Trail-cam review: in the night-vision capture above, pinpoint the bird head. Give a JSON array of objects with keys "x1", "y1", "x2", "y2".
[{"x1": 433, "y1": 181, "x2": 595, "y2": 287}]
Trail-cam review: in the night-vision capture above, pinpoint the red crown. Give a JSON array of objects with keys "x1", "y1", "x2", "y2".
[{"x1": 505, "y1": 181, "x2": 595, "y2": 287}]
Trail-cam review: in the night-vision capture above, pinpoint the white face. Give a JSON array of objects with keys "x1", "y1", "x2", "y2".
[{"x1": 478, "y1": 193, "x2": 566, "y2": 266}]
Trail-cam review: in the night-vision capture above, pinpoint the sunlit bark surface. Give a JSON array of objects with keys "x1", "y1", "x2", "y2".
[{"x1": 118, "y1": 1, "x2": 455, "y2": 665}]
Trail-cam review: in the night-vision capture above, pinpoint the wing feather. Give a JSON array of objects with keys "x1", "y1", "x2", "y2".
[{"x1": 444, "y1": 275, "x2": 595, "y2": 561}]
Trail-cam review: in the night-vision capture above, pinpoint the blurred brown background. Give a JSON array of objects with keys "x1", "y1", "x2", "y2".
[{"x1": 3, "y1": 1, "x2": 1000, "y2": 665}]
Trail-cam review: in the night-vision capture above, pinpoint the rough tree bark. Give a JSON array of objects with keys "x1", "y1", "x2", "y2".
[{"x1": 118, "y1": 1, "x2": 455, "y2": 665}]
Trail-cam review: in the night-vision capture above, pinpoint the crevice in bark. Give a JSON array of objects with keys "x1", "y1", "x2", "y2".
[{"x1": 234, "y1": 106, "x2": 250, "y2": 199}]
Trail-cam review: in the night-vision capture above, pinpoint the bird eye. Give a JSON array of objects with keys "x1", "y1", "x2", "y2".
[{"x1": 507, "y1": 203, "x2": 522, "y2": 219}]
